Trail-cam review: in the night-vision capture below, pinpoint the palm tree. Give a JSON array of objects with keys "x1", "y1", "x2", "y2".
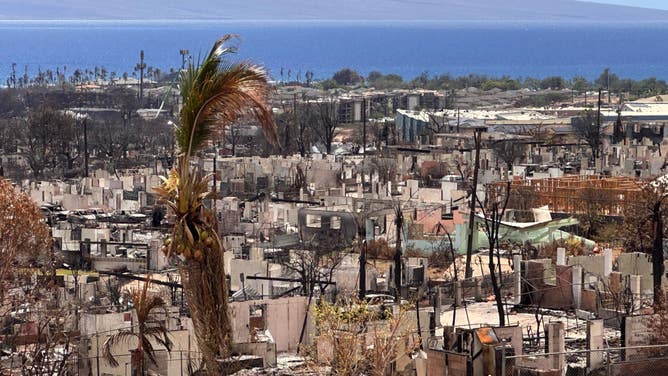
[
  {"x1": 154, "y1": 35, "x2": 276, "y2": 374},
  {"x1": 103, "y1": 279, "x2": 172, "y2": 376}
]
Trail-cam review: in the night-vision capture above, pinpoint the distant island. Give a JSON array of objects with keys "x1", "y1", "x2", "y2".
[{"x1": 2, "y1": 0, "x2": 668, "y2": 21}]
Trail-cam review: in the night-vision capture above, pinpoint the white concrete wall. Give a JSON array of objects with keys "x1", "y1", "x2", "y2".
[
  {"x1": 417, "y1": 188, "x2": 442, "y2": 203},
  {"x1": 61, "y1": 194, "x2": 89, "y2": 210},
  {"x1": 80, "y1": 312, "x2": 131, "y2": 336},
  {"x1": 81, "y1": 228, "x2": 110, "y2": 242},
  {"x1": 567, "y1": 255, "x2": 606, "y2": 278},
  {"x1": 229, "y1": 297, "x2": 309, "y2": 352},
  {"x1": 52, "y1": 228, "x2": 79, "y2": 251},
  {"x1": 229, "y1": 259, "x2": 281, "y2": 295},
  {"x1": 91, "y1": 257, "x2": 146, "y2": 272}
]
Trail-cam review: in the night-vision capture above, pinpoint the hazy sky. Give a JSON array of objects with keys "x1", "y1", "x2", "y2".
[{"x1": 591, "y1": 0, "x2": 668, "y2": 10}]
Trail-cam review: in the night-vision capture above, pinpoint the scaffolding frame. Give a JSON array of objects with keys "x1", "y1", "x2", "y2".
[{"x1": 488, "y1": 175, "x2": 643, "y2": 216}]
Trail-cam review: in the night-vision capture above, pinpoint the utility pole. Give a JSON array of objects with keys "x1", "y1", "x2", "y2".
[
  {"x1": 456, "y1": 107, "x2": 460, "y2": 133},
  {"x1": 465, "y1": 128, "x2": 482, "y2": 279},
  {"x1": 597, "y1": 88, "x2": 602, "y2": 160},
  {"x1": 362, "y1": 98, "x2": 367, "y2": 192},
  {"x1": 597, "y1": 88, "x2": 602, "y2": 125},
  {"x1": 394, "y1": 204, "x2": 404, "y2": 300},
  {"x1": 571, "y1": 88, "x2": 574, "y2": 104},
  {"x1": 359, "y1": 243, "x2": 367, "y2": 299},
  {"x1": 136, "y1": 50, "x2": 146, "y2": 107},
  {"x1": 359, "y1": 229, "x2": 367, "y2": 300},
  {"x1": 96, "y1": 334, "x2": 101, "y2": 376},
  {"x1": 83, "y1": 117, "x2": 89, "y2": 178},
  {"x1": 179, "y1": 49, "x2": 190, "y2": 70},
  {"x1": 362, "y1": 98, "x2": 367, "y2": 155}
]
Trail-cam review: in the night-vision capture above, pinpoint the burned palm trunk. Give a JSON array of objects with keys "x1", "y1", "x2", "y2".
[{"x1": 180, "y1": 233, "x2": 231, "y2": 373}]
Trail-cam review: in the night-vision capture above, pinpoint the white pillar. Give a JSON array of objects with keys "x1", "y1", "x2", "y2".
[
  {"x1": 556, "y1": 247, "x2": 566, "y2": 266},
  {"x1": 434, "y1": 286, "x2": 443, "y2": 326},
  {"x1": 604, "y1": 248, "x2": 613, "y2": 277},
  {"x1": 513, "y1": 255, "x2": 522, "y2": 305},
  {"x1": 243, "y1": 201, "x2": 252, "y2": 219},
  {"x1": 547, "y1": 321, "x2": 565, "y2": 371},
  {"x1": 572, "y1": 265, "x2": 583, "y2": 310},
  {"x1": 454, "y1": 281, "x2": 462, "y2": 307},
  {"x1": 474, "y1": 278, "x2": 483, "y2": 302},
  {"x1": 587, "y1": 319, "x2": 604, "y2": 370},
  {"x1": 630, "y1": 275, "x2": 642, "y2": 312}
]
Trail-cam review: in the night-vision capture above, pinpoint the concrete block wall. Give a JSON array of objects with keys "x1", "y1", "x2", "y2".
[
  {"x1": 567, "y1": 254, "x2": 606, "y2": 279},
  {"x1": 525, "y1": 261, "x2": 574, "y2": 310}
]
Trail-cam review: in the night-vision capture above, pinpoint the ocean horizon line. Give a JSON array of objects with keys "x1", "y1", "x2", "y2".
[{"x1": 2, "y1": 18, "x2": 668, "y2": 27}]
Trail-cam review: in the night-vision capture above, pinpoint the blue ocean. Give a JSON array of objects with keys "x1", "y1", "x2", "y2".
[{"x1": 2, "y1": 20, "x2": 668, "y2": 83}]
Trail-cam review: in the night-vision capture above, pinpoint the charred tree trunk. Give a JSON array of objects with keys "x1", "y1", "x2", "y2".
[
  {"x1": 465, "y1": 128, "x2": 482, "y2": 279},
  {"x1": 394, "y1": 207, "x2": 403, "y2": 301},
  {"x1": 653, "y1": 201, "x2": 665, "y2": 306},
  {"x1": 488, "y1": 212, "x2": 505, "y2": 326}
]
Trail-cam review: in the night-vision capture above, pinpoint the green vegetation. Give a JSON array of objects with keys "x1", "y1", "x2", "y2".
[
  {"x1": 7, "y1": 62, "x2": 668, "y2": 99},
  {"x1": 367, "y1": 70, "x2": 405, "y2": 89},
  {"x1": 316, "y1": 68, "x2": 668, "y2": 98},
  {"x1": 331, "y1": 67, "x2": 363, "y2": 86}
]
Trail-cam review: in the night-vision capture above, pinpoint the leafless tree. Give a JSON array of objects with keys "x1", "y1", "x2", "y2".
[
  {"x1": 22, "y1": 107, "x2": 79, "y2": 178},
  {"x1": 2, "y1": 305, "x2": 76, "y2": 376},
  {"x1": 426, "y1": 113, "x2": 450, "y2": 134},
  {"x1": 464, "y1": 129, "x2": 482, "y2": 280},
  {"x1": 476, "y1": 181, "x2": 512, "y2": 326},
  {"x1": 573, "y1": 109, "x2": 604, "y2": 161},
  {"x1": 622, "y1": 179, "x2": 668, "y2": 306},
  {"x1": 281, "y1": 241, "x2": 346, "y2": 354},
  {"x1": 88, "y1": 118, "x2": 139, "y2": 177},
  {"x1": 224, "y1": 122, "x2": 242, "y2": 156},
  {"x1": 598, "y1": 275, "x2": 638, "y2": 324},
  {"x1": 315, "y1": 99, "x2": 340, "y2": 154},
  {"x1": 296, "y1": 100, "x2": 316, "y2": 157},
  {"x1": 281, "y1": 241, "x2": 345, "y2": 298},
  {"x1": 275, "y1": 94, "x2": 315, "y2": 157},
  {"x1": 576, "y1": 186, "x2": 608, "y2": 240},
  {"x1": 491, "y1": 139, "x2": 526, "y2": 172}
]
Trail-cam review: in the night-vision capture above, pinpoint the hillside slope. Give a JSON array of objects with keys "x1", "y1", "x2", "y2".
[{"x1": 2, "y1": 0, "x2": 667, "y2": 21}]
